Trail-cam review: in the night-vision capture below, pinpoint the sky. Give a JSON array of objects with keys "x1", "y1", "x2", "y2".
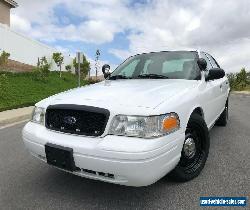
[{"x1": 10, "y1": 0, "x2": 250, "y2": 73}]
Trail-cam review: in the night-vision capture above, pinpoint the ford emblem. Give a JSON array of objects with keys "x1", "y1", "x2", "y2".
[{"x1": 63, "y1": 116, "x2": 77, "y2": 125}]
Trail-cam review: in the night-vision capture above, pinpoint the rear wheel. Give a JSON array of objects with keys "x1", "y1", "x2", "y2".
[
  {"x1": 215, "y1": 99, "x2": 228, "y2": 126},
  {"x1": 169, "y1": 113, "x2": 210, "y2": 182}
]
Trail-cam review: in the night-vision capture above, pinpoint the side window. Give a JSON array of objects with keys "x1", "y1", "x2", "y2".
[
  {"x1": 206, "y1": 54, "x2": 220, "y2": 68},
  {"x1": 200, "y1": 52, "x2": 212, "y2": 70}
]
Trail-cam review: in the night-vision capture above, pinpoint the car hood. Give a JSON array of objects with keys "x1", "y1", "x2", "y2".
[{"x1": 37, "y1": 79, "x2": 198, "y2": 109}]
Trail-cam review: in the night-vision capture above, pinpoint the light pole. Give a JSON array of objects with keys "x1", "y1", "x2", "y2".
[
  {"x1": 95, "y1": 49, "x2": 100, "y2": 80},
  {"x1": 76, "y1": 52, "x2": 83, "y2": 87}
]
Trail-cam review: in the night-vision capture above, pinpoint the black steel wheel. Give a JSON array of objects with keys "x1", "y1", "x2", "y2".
[{"x1": 169, "y1": 113, "x2": 210, "y2": 182}]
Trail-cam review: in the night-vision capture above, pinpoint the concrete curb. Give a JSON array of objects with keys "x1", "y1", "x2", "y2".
[
  {"x1": 0, "y1": 106, "x2": 34, "y2": 127},
  {"x1": 232, "y1": 91, "x2": 250, "y2": 95},
  {"x1": 231, "y1": 91, "x2": 250, "y2": 97}
]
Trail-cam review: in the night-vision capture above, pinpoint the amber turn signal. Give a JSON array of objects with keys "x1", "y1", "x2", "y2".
[{"x1": 162, "y1": 115, "x2": 179, "y2": 132}]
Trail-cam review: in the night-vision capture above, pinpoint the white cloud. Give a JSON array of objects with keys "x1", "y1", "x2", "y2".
[
  {"x1": 11, "y1": 0, "x2": 59, "y2": 25},
  {"x1": 209, "y1": 39, "x2": 250, "y2": 72},
  {"x1": 109, "y1": 48, "x2": 131, "y2": 60},
  {"x1": 79, "y1": 20, "x2": 115, "y2": 44},
  {"x1": 11, "y1": 0, "x2": 127, "y2": 44},
  {"x1": 186, "y1": 18, "x2": 200, "y2": 31},
  {"x1": 9, "y1": 0, "x2": 250, "y2": 72},
  {"x1": 10, "y1": 14, "x2": 31, "y2": 32},
  {"x1": 111, "y1": 0, "x2": 250, "y2": 72}
]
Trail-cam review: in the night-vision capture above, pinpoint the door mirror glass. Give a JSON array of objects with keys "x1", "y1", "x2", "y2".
[
  {"x1": 102, "y1": 64, "x2": 111, "y2": 79},
  {"x1": 197, "y1": 58, "x2": 207, "y2": 71},
  {"x1": 206, "y1": 68, "x2": 225, "y2": 81}
]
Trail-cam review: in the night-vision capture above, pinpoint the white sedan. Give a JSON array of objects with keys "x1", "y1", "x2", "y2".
[{"x1": 22, "y1": 50, "x2": 230, "y2": 186}]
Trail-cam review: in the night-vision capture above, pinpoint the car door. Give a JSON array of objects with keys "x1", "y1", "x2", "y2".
[
  {"x1": 206, "y1": 53, "x2": 228, "y2": 115},
  {"x1": 199, "y1": 52, "x2": 219, "y2": 127}
]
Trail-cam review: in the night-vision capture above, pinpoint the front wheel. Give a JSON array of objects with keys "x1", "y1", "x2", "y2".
[{"x1": 169, "y1": 113, "x2": 210, "y2": 182}]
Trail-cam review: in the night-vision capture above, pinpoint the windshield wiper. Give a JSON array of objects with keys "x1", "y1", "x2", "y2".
[
  {"x1": 137, "y1": 74, "x2": 169, "y2": 79},
  {"x1": 108, "y1": 75, "x2": 130, "y2": 80}
]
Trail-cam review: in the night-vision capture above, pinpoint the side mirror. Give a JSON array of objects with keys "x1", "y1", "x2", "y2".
[
  {"x1": 197, "y1": 58, "x2": 207, "y2": 71},
  {"x1": 206, "y1": 68, "x2": 225, "y2": 81},
  {"x1": 102, "y1": 64, "x2": 111, "y2": 79}
]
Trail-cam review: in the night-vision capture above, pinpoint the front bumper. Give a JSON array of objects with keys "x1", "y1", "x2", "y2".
[{"x1": 22, "y1": 122, "x2": 184, "y2": 187}]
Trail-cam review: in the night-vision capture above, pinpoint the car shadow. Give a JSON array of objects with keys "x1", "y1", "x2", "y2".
[{"x1": 37, "y1": 166, "x2": 185, "y2": 209}]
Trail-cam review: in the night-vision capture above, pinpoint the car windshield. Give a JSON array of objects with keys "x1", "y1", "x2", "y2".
[{"x1": 110, "y1": 51, "x2": 200, "y2": 80}]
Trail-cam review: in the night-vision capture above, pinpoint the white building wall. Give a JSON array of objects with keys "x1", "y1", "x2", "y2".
[{"x1": 0, "y1": 23, "x2": 73, "y2": 71}]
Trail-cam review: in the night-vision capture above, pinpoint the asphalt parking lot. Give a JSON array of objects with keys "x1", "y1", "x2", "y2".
[{"x1": 0, "y1": 94, "x2": 249, "y2": 210}]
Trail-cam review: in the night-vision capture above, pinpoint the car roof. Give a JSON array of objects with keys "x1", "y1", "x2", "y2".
[{"x1": 128, "y1": 50, "x2": 203, "y2": 59}]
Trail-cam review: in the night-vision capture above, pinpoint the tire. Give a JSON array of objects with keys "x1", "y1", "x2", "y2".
[
  {"x1": 169, "y1": 113, "x2": 210, "y2": 182},
  {"x1": 215, "y1": 99, "x2": 228, "y2": 127}
]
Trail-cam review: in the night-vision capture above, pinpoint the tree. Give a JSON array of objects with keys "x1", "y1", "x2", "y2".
[
  {"x1": 73, "y1": 53, "x2": 90, "y2": 79},
  {"x1": 235, "y1": 68, "x2": 247, "y2": 90},
  {"x1": 33, "y1": 56, "x2": 50, "y2": 81},
  {"x1": 227, "y1": 68, "x2": 250, "y2": 91},
  {"x1": 65, "y1": 65, "x2": 72, "y2": 72},
  {"x1": 0, "y1": 51, "x2": 10, "y2": 71},
  {"x1": 227, "y1": 73, "x2": 236, "y2": 90},
  {"x1": 95, "y1": 49, "x2": 100, "y2": 80},
  {"x1": 52, "y1": 52, "x2": 64, "y2": 77}
]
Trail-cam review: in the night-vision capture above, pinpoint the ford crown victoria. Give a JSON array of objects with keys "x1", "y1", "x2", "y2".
[{"x1": 22, "y1": 51, "x2": 230, "y2": 186}]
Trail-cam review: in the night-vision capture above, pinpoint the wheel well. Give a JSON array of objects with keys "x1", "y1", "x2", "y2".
[{"x1": 191, "y1": 107, "x2": 204, "y2": 118}]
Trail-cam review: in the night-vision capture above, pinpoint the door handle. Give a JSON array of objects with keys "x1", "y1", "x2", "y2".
[{"x1": 220, "y1": 84, "x2": 222, "y2": 88}]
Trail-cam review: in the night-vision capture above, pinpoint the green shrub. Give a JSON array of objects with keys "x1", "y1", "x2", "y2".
[
  {"x1": 227, "y1": 73, "x2": 237, "y2": 90},
  {"x1": 235, "y1": 68, "x2": 247, "y2": 90},
  {"x1": 227, "y1": 68, "x2": 249, "y2": 91},
  {"x1": 86, "y1": 77, "x2": 101, "y2": 85},
  {"x1": 33, "y1": 56, "x2": 50, "y2": 81},
  {"x1": 52, "y1": 52, "x2": 64, "y2": 77},
  {"x1": 73, "y1": 54, "x2": 90, "y2": 79},
  {"x1": 0, "y1": 51, "x2": 10, "y2": 71},
  {"x1": 0, "y1": 73, "x2": 8, "y2": 100},
  {"x1": 65, "y1": 65, "x2": 72, "y2": 72}
]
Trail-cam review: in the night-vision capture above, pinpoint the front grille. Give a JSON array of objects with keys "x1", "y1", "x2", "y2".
[{"x1": 45, "y1": 104, "x2": 110, "y2": 137}]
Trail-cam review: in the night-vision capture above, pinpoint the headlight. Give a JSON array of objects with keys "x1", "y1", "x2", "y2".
[
  {"x1": 108, "y1": 113, "x2": 180, "y2": 138},
  {"x1": 31, "y1": 107, "x2": 45, "y2": 125}
]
